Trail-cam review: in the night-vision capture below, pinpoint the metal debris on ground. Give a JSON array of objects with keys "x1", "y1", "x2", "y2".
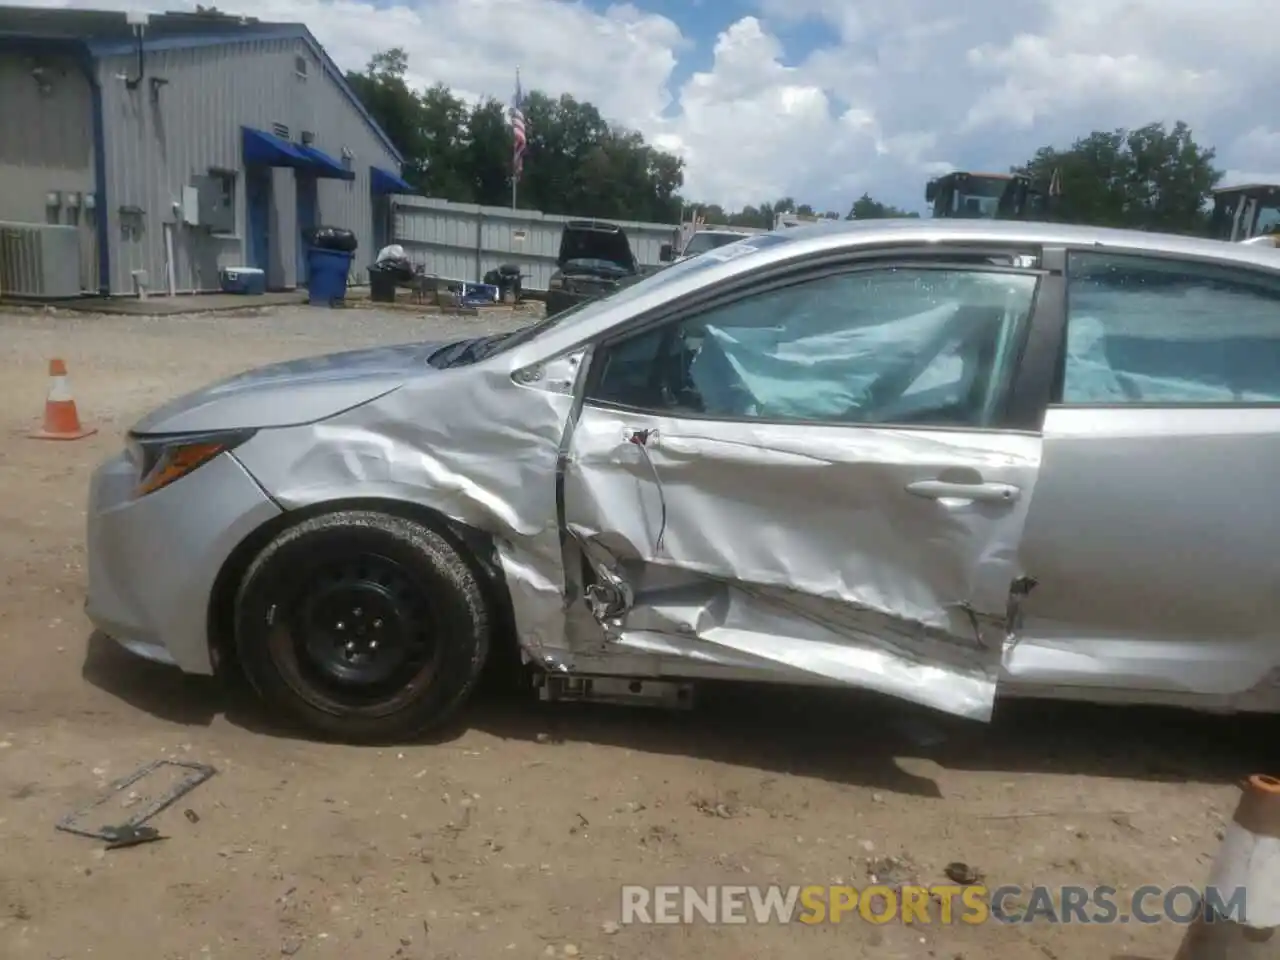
[
  {"x1": 103, "y1": 824, "x2": 165, "y2": 850},
  {"x1": 56, "y1": 759, "x2": 217, "y2": 844}
]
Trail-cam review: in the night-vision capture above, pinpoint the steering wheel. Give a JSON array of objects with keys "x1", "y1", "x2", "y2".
[{"x1": 642, "y1": 324, "x2": 703, "y2": 411}]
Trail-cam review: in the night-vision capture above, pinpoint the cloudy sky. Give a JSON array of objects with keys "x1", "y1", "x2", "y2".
[{"x1": 36, "y1": 0, "x2": 1280, "y2": 212}]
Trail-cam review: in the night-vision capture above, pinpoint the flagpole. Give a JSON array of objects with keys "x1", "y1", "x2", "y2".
[{"x1": 512, "y1": 66, "x2": 520, "y2": 211}]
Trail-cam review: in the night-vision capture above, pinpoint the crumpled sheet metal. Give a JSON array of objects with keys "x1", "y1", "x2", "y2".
[
  {"x1": 561, "y1": 405, "x2": 1041, "y2": 721},
  {"x1": 233, "y1": 337, "x2": 1038, "y2": 721},
  {"x1": 610, "y1": 580, "x2": 996, "y2": 719},
  {"x1": 233, "y1": 358, "x2": 580, "y2": 667}
]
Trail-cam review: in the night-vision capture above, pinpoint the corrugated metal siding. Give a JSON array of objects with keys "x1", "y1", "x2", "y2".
[
  {"x1": 393, "y1": 196, "x2": 680, "y2": 291},
  {"x1": 96, "y1": 38, "x2": 397, "y2": 295},
  {"x1": 0, "y1": 53, "x2": 98, "y2": 292}
]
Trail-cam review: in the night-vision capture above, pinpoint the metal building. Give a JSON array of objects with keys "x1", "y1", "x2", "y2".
[{"x1": 0, "y1": 6, "x2": 412, "y2": 297}]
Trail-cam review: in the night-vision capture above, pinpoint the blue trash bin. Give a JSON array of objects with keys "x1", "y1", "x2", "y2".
[{"x1": 306, "y1": 248, "x2": 354, "y2": 306}]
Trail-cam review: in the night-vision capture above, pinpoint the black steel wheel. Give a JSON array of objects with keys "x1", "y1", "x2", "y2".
[{"x1": 234, "y1": 510, "x2": 490, "y2": 742}]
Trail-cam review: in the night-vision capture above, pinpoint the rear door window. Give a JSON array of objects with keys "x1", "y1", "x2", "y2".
[{"x1": 1062, "y1": 253, "x2": 1280, "y2": 404}]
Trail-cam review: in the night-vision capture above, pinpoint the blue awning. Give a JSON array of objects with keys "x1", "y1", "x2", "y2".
[
  {"x1": 371, "y1": 165, "x2": 414, "y2": 195},
  {"x1": 241, "y1": 126, "x2": 309, "y2": 168},
  {"x1": 296, "y1": 143, "x2": 355, "y2": 181}
]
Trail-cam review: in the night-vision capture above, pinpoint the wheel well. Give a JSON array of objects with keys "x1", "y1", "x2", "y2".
[{"x1": 206, "y1": 498, "x2": 518, "y2": 678}]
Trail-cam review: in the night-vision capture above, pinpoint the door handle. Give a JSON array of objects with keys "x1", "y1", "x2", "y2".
[{"x1": 906, "y1": 479, "x2": 1021, "y2": 503}]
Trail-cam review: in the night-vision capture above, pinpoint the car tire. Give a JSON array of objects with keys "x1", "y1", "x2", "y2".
[{"x1": 234, "y1": 510, "x2": 491, "y2": 743}]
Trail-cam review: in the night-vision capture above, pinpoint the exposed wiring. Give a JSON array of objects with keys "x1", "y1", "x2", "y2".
[{"x1": 627, "y1": 428, "x2": 667, "y2": 555}]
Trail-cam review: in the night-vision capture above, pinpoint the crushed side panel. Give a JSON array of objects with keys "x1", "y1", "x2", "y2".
[
  {"x1": 561, "y1": 406, "x2": 1043, "y2": 720},
  {"x1": 233, "y1": 360, "x2": 582, "y2": 669}
]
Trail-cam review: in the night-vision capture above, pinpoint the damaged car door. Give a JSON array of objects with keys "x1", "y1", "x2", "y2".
[
  {"x1": 1010, "y1": 249, "x2": 1280, "y2": 707},
  {"x1": 560, "y1": 255, "x2": 1053, "y2": 721}
]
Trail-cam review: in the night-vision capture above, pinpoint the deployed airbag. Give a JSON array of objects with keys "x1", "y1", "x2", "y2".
[
  {"x1": 1064, "y1": 286, "x2": 1280, "y2": 403},
  {"x1": 689, "y1": 301, "x2": 961, "y2": 419}
]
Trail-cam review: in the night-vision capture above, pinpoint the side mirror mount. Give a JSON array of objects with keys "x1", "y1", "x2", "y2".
[
  {"x1": 659, "y1": 242, "x2": 674, "y2": 262},
  {"x1": 924, "y1": 181, "x2": 938, "y2": 203}
]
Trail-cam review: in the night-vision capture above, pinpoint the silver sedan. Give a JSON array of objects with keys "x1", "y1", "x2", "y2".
[{"x1": 86, "y1": 219, "x2": 1280, "y2": 741}]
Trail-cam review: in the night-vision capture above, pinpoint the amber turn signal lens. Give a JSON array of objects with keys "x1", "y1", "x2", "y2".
[{"x1": 134, "y1": 441, "x2": 229, "y2": 498}]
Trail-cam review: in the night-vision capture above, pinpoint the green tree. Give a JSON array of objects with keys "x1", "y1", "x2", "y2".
[
  {"x1": 416, "y1": 84, "x2": 472, "y2": 201},
  {"x1": 344, "y1": 50, "x2": 433, "y2": 188},
  {"x1": 846, "y1": 193, "x2": 918, "y2": 219},
  {"x1": 464, "y1": 98, "x2": 514, "y2": 206},
  {"x1": 692, "y1": 203, "x2": 730, "y2": 224},
  {"x1": 345, "y1": 51, "x2": 687, "y2": 221},
  {"x1": 1020, "y1": 121, "x2": 1222, "y2": 233}
]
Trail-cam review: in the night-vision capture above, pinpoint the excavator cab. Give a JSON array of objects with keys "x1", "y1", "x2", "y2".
[
  {"x1": 926, "y1": 171, "x2": 1051, "y2": 220},
  {"x1": 1209, "y1": 184, "x2": 1280, "y2": 243}
]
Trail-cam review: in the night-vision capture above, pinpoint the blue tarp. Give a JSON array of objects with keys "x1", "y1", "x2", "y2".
[
  {"x1": 241, "y1": 126, "x2": 309, "y2": 168},
  {"x1": 371, "y1": 165, "x2": 414, "y2": 194},
  {"x1": 297, "y1": 143, "x2": 355, "y2": 181}
]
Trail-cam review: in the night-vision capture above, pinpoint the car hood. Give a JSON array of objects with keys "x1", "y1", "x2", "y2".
[
  {"x1": 557, "y1": 220, "x2": 637, "y2": 273},
  {"x1": 131, "y1": 341, "x2": 445, "y2": 435}
]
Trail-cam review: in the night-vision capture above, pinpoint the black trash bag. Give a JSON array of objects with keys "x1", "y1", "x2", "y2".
[
  {"x1": 370, "y1": 256, "x2": 414, "y2": 283},
  {"x1": 305, "y1": 226, "x2": 358, "y2": 253}
]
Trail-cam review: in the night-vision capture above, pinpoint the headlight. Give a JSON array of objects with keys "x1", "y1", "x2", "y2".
[
  {"x1": 127, "y1": 429, "x2": 257, "y2": 498},
  {"x1": 548, "y1": 276, "x2": 564, "y2": 290}
]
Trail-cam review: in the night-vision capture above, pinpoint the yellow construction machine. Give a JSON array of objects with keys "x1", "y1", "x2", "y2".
[
  {"x1": 925, "y1": 170, "x2": 1057, "y2": 220},
  {"x1": 1209, "y1": 184, "x2": 1280, "y2": 245}
]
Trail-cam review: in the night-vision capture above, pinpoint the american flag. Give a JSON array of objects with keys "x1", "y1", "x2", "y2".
[{"x1": 510, "y1": 70, "x2": 527, "y2": 180}]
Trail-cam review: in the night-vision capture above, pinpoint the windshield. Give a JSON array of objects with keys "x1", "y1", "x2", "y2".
[
  {"x1": 943, "y1": 177, "x2": 1012, "y2": 218},
  {"x1": 682, "y1": 232, "x2": 748, "y2": 257},
  {"x1": 959, "y1": 177, "x2": 1011, "y2": 199},
  {"x1": 495, "y1": 231, "x2": 801, "y2": 355}
]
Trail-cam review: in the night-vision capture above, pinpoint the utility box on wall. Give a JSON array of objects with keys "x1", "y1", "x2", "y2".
[
  {"x1": 180, "y1": 185, "x2": 200, "y2": 226},
  {"x1": 192, "y1": 174, "x2": 235, "y2": 234}
]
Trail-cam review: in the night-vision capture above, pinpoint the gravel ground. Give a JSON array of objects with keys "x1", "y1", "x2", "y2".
[{"x1": 0, "y1": 302, "x2": 1271, "y2": 960}]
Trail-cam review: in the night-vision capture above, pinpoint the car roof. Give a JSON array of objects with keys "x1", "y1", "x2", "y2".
[{"x1": 772, "y1": 217, "x2": 1280, "y2": 272}]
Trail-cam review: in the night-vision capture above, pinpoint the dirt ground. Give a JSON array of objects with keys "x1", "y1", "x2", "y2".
[{"x1": 0, "y1": 301, "x2": 1272, "y2": 960}]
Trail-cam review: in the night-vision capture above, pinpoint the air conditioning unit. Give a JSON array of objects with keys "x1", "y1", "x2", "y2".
[{"x1": 0, "y1": 222, "x2": 82, "y2": 298}]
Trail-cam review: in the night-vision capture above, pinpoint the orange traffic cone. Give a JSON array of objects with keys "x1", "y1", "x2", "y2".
[
  {"x1": 29, "y1": 358, "x2": 97, "y2": 441},
  {"x1": 1173, "y1": 774, "x2": 1280, "y2": 959}
]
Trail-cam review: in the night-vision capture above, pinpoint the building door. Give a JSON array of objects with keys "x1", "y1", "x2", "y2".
[
  {"x1": 296, "y1": 173, "x2": 318, "y2": 286},
  {"x1": 246, "y1": 168, "x2": 272, "y2": 272},
  {"x1": 372, "y1": 194, "x2": 391, "y2": 253}
]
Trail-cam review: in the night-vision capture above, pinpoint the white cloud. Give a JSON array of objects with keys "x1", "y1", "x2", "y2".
[
  {"x1": 30, "y1": 0, "x2": 1280, "y2": 212},
  {"x1": 649, "y1": 17, "x2": 872, "y2": 210}
]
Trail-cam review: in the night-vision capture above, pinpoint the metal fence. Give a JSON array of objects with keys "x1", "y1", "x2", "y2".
[{"x1": 390, "y1": 195, "x2": 682, "y2": 292}]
